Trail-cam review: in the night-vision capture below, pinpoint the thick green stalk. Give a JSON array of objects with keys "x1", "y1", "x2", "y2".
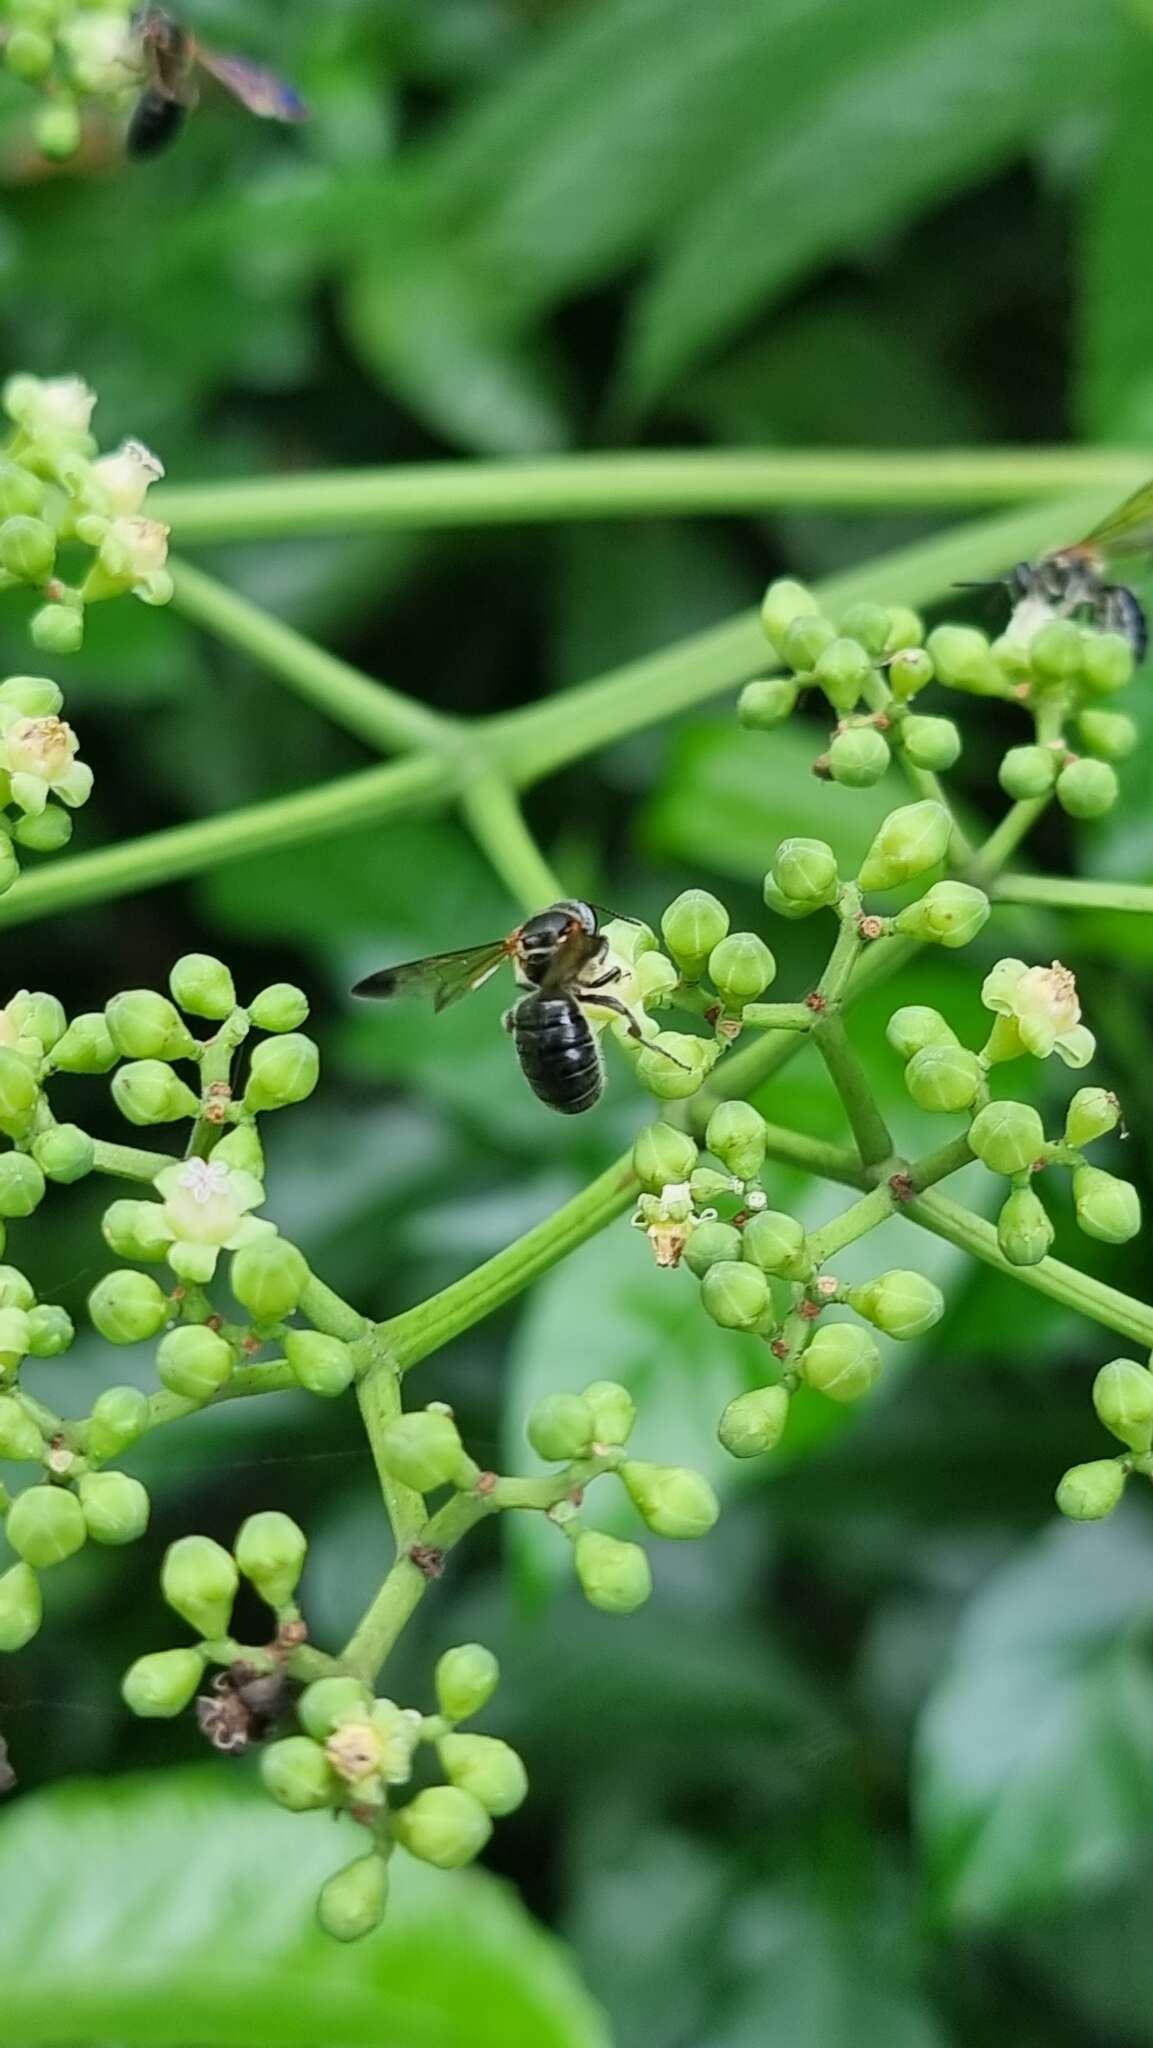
[
  {"x1": 909, "y1": 1190, "x2": 1153, "y2": 1347},
  {"x1": 994, "y1": 874, "x2": 1153, "y2": 915},
  {"x1": 151, "y1": 447, "x2": 1147, "y2": 542},
  {"x1": 341, "y1": 1489, "x2": 492, "y2": 1682},
  {"x1": 812, "y1": 1012, "x2": 894, "y2": 1171},
  {"x1": 91, "y1": 1138, "x2": 176, "y2": 1182},
  {"x1": 459, "y1": 771, "x2": 565, "y2": 913},
  {"x1": 356, "y1": 1350, "x2": 426, "y2": 1558}
]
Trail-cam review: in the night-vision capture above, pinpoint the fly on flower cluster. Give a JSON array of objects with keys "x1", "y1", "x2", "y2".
[
  {"x1": 127, "y1": 7, "x2": 308, "y2": 158},
  {"x1": 353, "y1": 899, "x2": 680, "y2": 1115},
  {"x1": 978, "y1": 476, "x2": 1153, "y2": 660}
]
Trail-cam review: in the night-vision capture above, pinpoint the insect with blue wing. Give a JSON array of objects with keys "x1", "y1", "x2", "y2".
[{"x1": 127, "y1": 7, "x2": 308, "y2": 159}]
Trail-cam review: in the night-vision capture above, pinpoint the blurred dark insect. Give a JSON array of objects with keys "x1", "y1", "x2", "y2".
[{"x1": 127, "y1": 5, "x2": 308, "y2": 159}]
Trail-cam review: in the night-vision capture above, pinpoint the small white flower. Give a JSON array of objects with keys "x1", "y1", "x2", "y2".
[
  {"x1": 88, "y1": 439, "x2": 165, "y2": 517},
  {"x1": 101, "y1": 515, "x2": 170, "y2": 584},
  {"x1": 176, "y1": 1159, "x2": 233, "y2": 1206},
  {"x1": 981, "y1": 957, "x2": 1095, "y2": 1068},
  {"x1": 1, "y1": 716, "x2": 93, "y2": 817},
  {"x1": 3, "y1": 374, "x2": 96, "y2": 441}
]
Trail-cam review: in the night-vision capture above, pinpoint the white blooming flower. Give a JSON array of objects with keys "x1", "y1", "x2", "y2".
[
  {"x1": 3, "y1": 374, "x2": 96, "y2": 442},
  {"x1": 981, "y1": 957, "x2": 1096, "y2": 1069},
  {"x1": 152, "y1": 1158, "x2": 274, "y2": 1283},
  {"x1": 0, "y1": 716, "x2": 93, "y2": 817},
  {"x1": 87, "y1": 440, "x2": 165, "y2": 517}
]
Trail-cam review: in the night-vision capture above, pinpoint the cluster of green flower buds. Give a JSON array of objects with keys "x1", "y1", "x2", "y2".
[
  {"x1": 123, "y1": 1511, "x2": 309, "y2": 1718},
  {"x1": 2, "y1": 2, "x2": 138, "y2": 161},
  {"x1": 0, "y1": 374, "x2": 172, "y2": 652},
  {"x1": 598, "y1": 893, "x2": 779, "y2": 1097},
  {"x1": 1056, "y1": 1349, "x2": 1153, "y2": 1522},
  {"x1": 262, "y1": 1644, "x2": 521, "y2": 1941}
]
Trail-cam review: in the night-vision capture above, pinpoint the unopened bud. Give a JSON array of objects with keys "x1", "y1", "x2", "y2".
[
  {"x1": 243, "y1": 1033, "x2": 319, "y2": 1112},
  {"x1": 78, "y1": 1470, "x2": 150, "y2": 1546},
  {"x1": 858, "y1": 800, "x2": 950, "y2": 892},
  {"x1": 29, "y1": 603, "x2": 83, "y2": 655},
  {"x1": 738, "y1": 676, "x2": 797, "y2": 728},
  {"x1": 0, "y1": 515, "x2": 55, "y2": 584},
  {"x1": 632, "y1": 1121, "x2": 698, "y2": 1194},
  {"x1": 887, "y1": 647, "x2": 934, "y2": 699},
  {"x1": 439, "y1": 1733, "x2": 528, "y2": 1816},
  {"x1": 317, "y1": 1853, "x2": 389, "y2": 1941},
  {"x1": 284, "y1": 1329, "x2": 356, "y2": 1398},
  {"x1": 298, "y1": 1675, "x2": 374, "y2": 1741},
  {"x1": 169, "y1": 953, "x2": 236, "y2": 1021},
  {"x1": 827, "y1": 726, "x2": 890, "y2": 786},
  {"x1": 635, "y1": 1032, "x2": 711, "y2": 1100},
  {"x1": 760, "y1": 578, "x2": 820, "y2": 656},
  {"x1": 1093, "y1": 1358, "x2": 1153, "y2": 1453},
  {"x1": 7, "y1": 990, "x2": 65, "y2": 1049},
  {"x1": 781, "y1": 614, "x2": 837, "y2": 670},
  {"x1": 620, "y1": 1460, "x2": 720, "y2": 1539},
  {"x1": 156, "y1": 1324, "x2": 235, "y2": 1402},
  {"x1": 925, "y1": 625, "x2": 1003, "y2": 694},
  {"x1": 435, "y1": 1644, "x2": 499, "y2": 1723},
  {"x1": 88, "y1": 1269, "x2": 169, "y2": 1345},
  {"x1": 0, "y1": 1305, "x2": 30, "y2": 1372},
  {"x1": 526, "y1": 1393, "x2": 594, "y2": 1462},
  {"x1": 1072, "y1": 1165, "x2": 1141, "y2": 1244},
  {"x1": 122, "y1": 1646, "x2": 205, "y2": 1718},
  {"x1": 1081, "y1": 631, "x2": 1133, "y2": 694},
  {"x1": 900, "y1": 714, "x2": 961, "y2": 771},
  {"x1": 0, "y1": 1561, "x2": 42, "y2": 1651},
  {"x1": 801, "y1": 1322, "x2": 881, "y2": 1402},
  {"x1": 32, "y1": 1122, "x2": 95, "y2": 1183},
  {"x1": 112, "y1": 1059, "x2": 199, "y2": 1126},
  {"x1": 894, "y1": 881, "x2": 990, "y2": 950},
  {"x1": 998, "y1": 744, "x2": 1060, "y2": 800},
  {"x1": 394, "y1": 1785, "x2": 492, "y2": 1869},
  {"x1": 12, "y1": 804, "x2": 71, "y2": 853},
  {"x1": 229, "y1": 1238, "x2": 309, "y2": 1323},
  {"x1": 838, "y1": 602, "x2": 892, "y2": 659},
  {"x1": 705, "y1": 1100, "x2": 766, "y2": 1179},
  {"x1": 50, "y1": 1011, "x2": 117, "y2": 1074},
  {"x1": 105, "y1": 990, "x2": 196, "y2": 1063},
  {"x1": 718, "y1": 1384, "x2": 790, "y2": 1458},
  {"x1": 683, "y1": 1218, "x2": 742, "y2": 1276},
  {"x1": 261, "y1": 1735, "x2": 340, "y2": 1813},
  {"x1": 580, "y1": 1379, "x2": 636, "y2": 1446},
  {"x1": 814, "y1": 637, "x2": 872, "y2": 713},
  {"x1": 0, "y1": 1153, "x2": 44, "y2": 1218},
  {"x1": 0, "y1": 1394, "x2": 42, "y2": 1460},
  {"x1": 1030, "y1": 619, "x2": 1084, "y2": 681},
  {"x1": 996, "y1": 1187, "x2": 1054, "y2": 1267},
  {"x1": 848, "y1": 1269, "x2": 943, "y2": 1340},
  {"x1": 741, "y1": 1208, "x2": 807, "y2": 1276},
  {"x1": 0, "y1": 1048, "x2": 38, "y2": 1136},
  {"x1": 1056, "y1": 756, "x2": 1119, "y2": 820},
  {"x1": 235, "y1": 1509, "x2": 308, "y2": 1608},
  {"x1": 6, "y1": 1484, "x2": 87, "y2": 1567},
  {"x1": 700, "y1": 1260, "x2": 770, "y2": 1331},
  {"x1": 249, "y1": 983, "x2": 310, "y2": 1033},
  {"x1": 708, "y1": 932, "x2": 776, "y2": 1006},
  {"x1": 161, "y1": 1533, "x2": 238, "y2": 1639},
  {"x1": 1055, "y1": 1459, "x2": 1125, "y2": 1521},
  {"x1": 27, "y1": 1303, "x2": 73, "y2": 1357},
  {"x1": 660, "y1": 890, "x2": 729, "y2": 977},
  {"x1": 88, "y1": 1384, "x2": 151, "y2": 1459},
  {"x1": 886, "y1": 1006, "x2": 958, "y2": 1059},
  {"x1": 379, "y1": 1409, "x2": 469, "y2": 1491},
  {"x1": 904, "y1": 1044, "x2": 983, "y2": 1113},
  {"x1": 1077, "y1": 709, "x2": 1137, "y2": 761},
  {"x1": 968, "y1": 1100, "x2": 1045, "y2": 1176},
  {"x1": 573, "y1": 1529, "x2": 652, "y2": 1613},
  {"x1": 36, "y1": 101, "x2": 82, "y2": 161},
  {"x1": 1065, "y1": 1087, "x2": 1121, "y2": 1149},
  {"x1": 772, "y1": 836, "x2": 839, "y2": 909}
]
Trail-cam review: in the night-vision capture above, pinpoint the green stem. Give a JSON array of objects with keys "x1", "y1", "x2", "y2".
[
  {"x1": 994, "y1": 874, "x2": 1153, "y2": 915},
  {"x1": 908, "y1": 1190, "x2": 1153, "y2": 1347},
  {"x1": 171, "y1": 558, "x2": 451, "y2": 755},
  {"x1": 812, "y1": 1013, "x2": 894, "y2": 1171},
  {"x1": 0, "y1": 754, "x2": 455, "y2": 929},
  {"x1": 341, "y1": 1489, "x2": 492, "y2": 1683},
  {"x1": 151, "y1": 448, "x2": 1148, "y2": 542},
  {"x1": 356, "y1": 1349, "x2": 426, "y2": 1558},
  {"x1": 739, "y1": 1003, "x2": 816, "y2": 1031},
  {"x1": 186, "y1": 1009, "x2": 249, "y2": 1160},
  {"x1": 964, "y1": 798, "x2": 1050, "y2": 887},
  {"x1": 299, "y1": 1274, "x2": 369, "y2": 1344},
  {"x1": 459, "y1": 771, "x2": 564, "y2": 914},
  {"x1": 90, "y1": 1138, "x2": 176, "y2": 1182}
]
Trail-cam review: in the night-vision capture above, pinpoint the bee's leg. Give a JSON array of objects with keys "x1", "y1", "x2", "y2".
[
  {"x1": 501, "y1": 1005, "x2": 518, "y2": 1035},
  {"x1": 584, "y1": 993, "x2": 692, "y2": 1071},
  {"x1": 582, "y1": 963, "x2": 624, "y2": 991}
]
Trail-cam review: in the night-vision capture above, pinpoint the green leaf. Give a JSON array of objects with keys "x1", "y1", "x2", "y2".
[
  {"x1": 1079, "y1": 51, "x2": 1153, "y2": 439},
  {"x1": 914, "y1": 1510, "x2": 1153, "y2": 1923},
  {"x1": 624, "y1": 0, "x2": 1124, "y2": 403},
  {"x1": 1017, "y1": 1852, "x2": 1153, "y2": 2041},
  {"x1": 0, "y1": 1768, "x2": 610, "y2": 2048}
]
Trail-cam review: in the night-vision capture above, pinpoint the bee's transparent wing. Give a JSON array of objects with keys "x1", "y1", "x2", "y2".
[
  {"x1": 1079, "y1": 475, "x2": 1153, "y2": 558},
  {"x1": 351, "y1": 939, "x2": 511, "y2": 1014},
  {"x1": 197, "y1": 48, "x2": 309, "y2": 121}
]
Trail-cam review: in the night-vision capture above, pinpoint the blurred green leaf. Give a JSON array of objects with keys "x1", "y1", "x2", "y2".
[
  {"x1": 1079, "y1": 52, "x2": 1153, "y2": 439},
  {"x1": 914, "y1": 1510, "x2": 1153, "y2": 1923},
  {"x1": 1017, "y1": 1850, "x2": 1153, "y2": 2041},
  {"x1": 0, "y1": 1769, "x2": 610, "y2": 2048}
]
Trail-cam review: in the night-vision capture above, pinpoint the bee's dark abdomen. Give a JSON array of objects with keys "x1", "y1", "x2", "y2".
[
  {"x1": 126, "y1": 91, "x2": 186, "y2": 157},
  {"x1": 513, "y1": 995, "x2": 603, "y2": 1114}
]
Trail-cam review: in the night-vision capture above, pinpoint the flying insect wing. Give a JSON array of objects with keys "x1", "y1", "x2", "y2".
[
  {"x1": 351, "y1": 938, "x2": 513, "y2": 1013},
  {"x1": 197, "y1": 47, "x2": 309, "y2": 121},
  {"x1": 1076, "y1": 474, "x2": 1153, "y2": 559}
]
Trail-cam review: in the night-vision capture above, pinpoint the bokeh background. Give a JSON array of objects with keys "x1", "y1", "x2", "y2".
[{"x1": 2, "y1": 0, "x2": 1153, "y2": 2041}]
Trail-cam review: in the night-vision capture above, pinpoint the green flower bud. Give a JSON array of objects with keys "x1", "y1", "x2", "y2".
[
  {"x1": 738, "y1": 676, "x2": 798, "y2": 728},
  {"x1": 581, "y1": 1379, "x2": 636, "y2": 1446},
  {"x1": 1072, "y1": 1165, "x2": 1141, "y2": 1244},
  {"x1": 317, "y1": 1853, "x2": 389, "y2": 1942},
  {"x1": 1055, "y1": 1459, "x2": 1125, "y2": 1521},
  {"x1": 708, "y1": 932, "x2": 776, "y2": 1007},
  {"x1": 772, "y1": 836, "x2": 839, "y2": 908},
  {"x1": 156, "y1": 1324, "x2": 235, "y2": 1402},
  {"x1": 88, "y1": 1270, "x2": 169, "y2": 1345},
  {"x1": 0, "y1": 1153, "x2": 45, "y2": 1218},
  {"x1": 827, "y1": 726, "x2": 890, "y2": 787},
  {"x1": 689, "y1": 1166, "x2": 737, "y2": 1204},
  {"x1": 88, "y1": 1385, "x2": 151, "y2": 1460},
  {"x1": 1077, "y1": 709, "x2": 1137, "y2": 761},
  {"x1": 112, "y1": 1060, "x2": 200, "y2": 1126},
  {"x1": 36, "y1": 101, "x2": 82, "y2": 161},
  {"x1": 573, "y1": 1529, "x2": 652, "y2": 1614},
  {"x1": 1093, "y1": 1358, "x2": 1153, "y2": 1453},
  {"x1": 435, "y1": 1644, "x2": 499, "y2": 1723},
  {"x1": 261, "y1": 1735, "x2": 340, "y2": 1813},
  {"x1": 814, "y1": 637, "x2": 873, "y2": 713},
  {"x1": 27, "y1": 1303, "x2": 73, "y2": 1357},
  {"x1": 29, "y1": 604, "x2": 83, "y2": 656},
  {"x1": 968, "y1": 1100, "x2": 1045, "y2": 1176},
  {"x1": 394, "y1": 1785, "x2": 492, "y2": 1869},
  {"x1": 235, "y1": 1509, "x2": 308, "y2": 1608},
  {"x1": 77, "y1": 1470, "x2": 150, "y2": 1546},
  {"x1": 760, "y1": 577, "x2": 820, "y2": 655},
  {"x1": 683, "y1": 1219, "x2": 743, "y2": 1277},
  {"x1": 0, "y1": 1048, "x2": 38, "y2": 1137},
  {"x1": 105, "y1": 990, "x2": 196, "y2": 1063},
  {"x1": 885, "y1": 607, "x2": 925, "y2": 649},
  {"x1": 11, "y1": 805, "x2": 69, "y2": 853},
  {"x1": 4, "y1": 27, "x2": 54, "y2": 80},
  {"x1": 0, "y1": 1394, "x2": 42, "y2": 1461},
  {"x1": 49, "y1": 1011, "x2": 116, "y2": 1074},
  {"x1": 380, "y1": 1409, "x2": 468, "y2": 1491},
  {"x1": 894, "y1": 881, "x2": 990, "y2": 951},
  {"x1": 526, "y1": 1393, "x2": 594, "y2": 1462},
  {"x1": 700, "y1": 1260, "x2": 770, "y2": 1331},
  {"x1": 1056, "y1": 757, "x2": 1119, "y2": 819},
  {"x1": 7, "y1": 990, "x2": 65, "y2": 1050},
  {"x1": 0, "y1": 1266, "x2": 32, "y2": 1311},
  {"x1": 0, "y1": 468, "x2": 44, "y2": 520},
  {"x1": 229, "y1": 1239, "x2": 309, "y2": 1323},
  {"x1": 211, "y1": 1123, "x2": 265, "y2": 1178},
  {"x1": 243, "y1": 1033, "x2": 319, "y2": 1113},
  {"x1": 122, "y1": 1646, "x2": 206, "y2": 1719},
  {"x1": 634, "y1": 1032, "x2": 711, "y2": 1100},
  {"x1": 660, "y1": 890, "x2": 730, "y2": 976},
  {"x1": 632, "y1": 1121, "x2": 699, "y2": 1194},
  {"x1": 838, "y1": 602, "x2": 892, "y2": 659},
  {"x1": 298, "y1": 1675, "x2": 374, "y2": 1741},
  {"x1": 439, "y1": 1733, "x2": 528, "y2": 1816},
  {"x1": 169, "y1": 953, "x2": 236, "y2": 1021},
  {"x1": 0, "y1": 1561, "x2": 42, "y2": 1651},
  {"x1": 621, "y1": 1461, "x2": 719, "y2": 1539},
  {"x1": 926, "y1": 624, "x2": 1003, "y2": 695},
  {"x1": 1030, "y1": 619, "x2": 1084, "y2": 681},
  {"x1": 101, "y1": 1198, "x2": 171, "y2": 1263},
  {"x1": 858, "y1": 800, "x2": 950, "y2": 892},
  {"x1": 847, "y1": 1269, "x2": 944, "y2": 1340},
  {"x1": 801, "y1": 1323, "x2": 882, "y2": 1402},
  {"x1": 1081, "y1": 631, "x2": 1133, "y2": 694},
  {"x1": 997, "y1": 1187, "x2": 1054, "y2": 1267},
  {"x1": 780, "y1": 614, "x2": 837, "y2": 670},
  {"x1": 705, "y1": 1100, "x2": 766, "y2": 1180},
  {"x1": 32, "y1": 1122, "x2": 94, "y2": 1183},
  {"x1": 0, "y1": 837, "x2": 20, "y2": 900},
  {"x1": 718, "y1": 1384, "x2": 790, "y2": 1458},
  {"x1": 1065, "y1": 1087, "x2": 1121, "y2": 1148},
  {"x1": 284, "y1": 1329, "x2": 356, "y2": 1398},
  {"x1": 904, "y1": 1044, "x2": 983, "y2": 1114},
  {"x1": 886, "y1": 1006, "x2": 958, "y2": 1059},
  {"x1": 635, "y1": 950, "x2": 678, "y2": 1002},
  {"x1": 900, "y1": 714, "x2": 961, "y2": 771},
  {"x1": 249, "y1": 983, "x2": 310, "y2": 1033},
  {"x1": 161, "y1": 1533, "x2": 239, "y2": 1639},
  {"x1": 0, "y1": 515, "x2": 55, "y2": 584},
  {"x1": 0, "y1": 1305, "x2": 29, "y2": 1373},
  {"x1": 741, "y1": 1208, "x2": 807, "y2": 1276},
  {"x1": 6, "y1": 1484, "x2": 86, "y2": 1567},
  {"x1": 887, "y1": 647, "x2": 934, "y2": 700}
]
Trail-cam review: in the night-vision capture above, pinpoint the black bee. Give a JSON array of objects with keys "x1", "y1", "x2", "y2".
[
  {"x1": 996, "y1": 477, "x2": 1153, "y2": 662},
  {"x1": 127, "y1": 7, "x2": 308, "y2": 160},
  {"x1": 353, "y1": 899, "x2": 664, "y2": 1116}
]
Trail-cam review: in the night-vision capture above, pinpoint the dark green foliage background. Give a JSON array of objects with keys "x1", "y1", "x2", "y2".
[{"x1": 2, "y1": 0, "x2": 1153, "y2": 2040}]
